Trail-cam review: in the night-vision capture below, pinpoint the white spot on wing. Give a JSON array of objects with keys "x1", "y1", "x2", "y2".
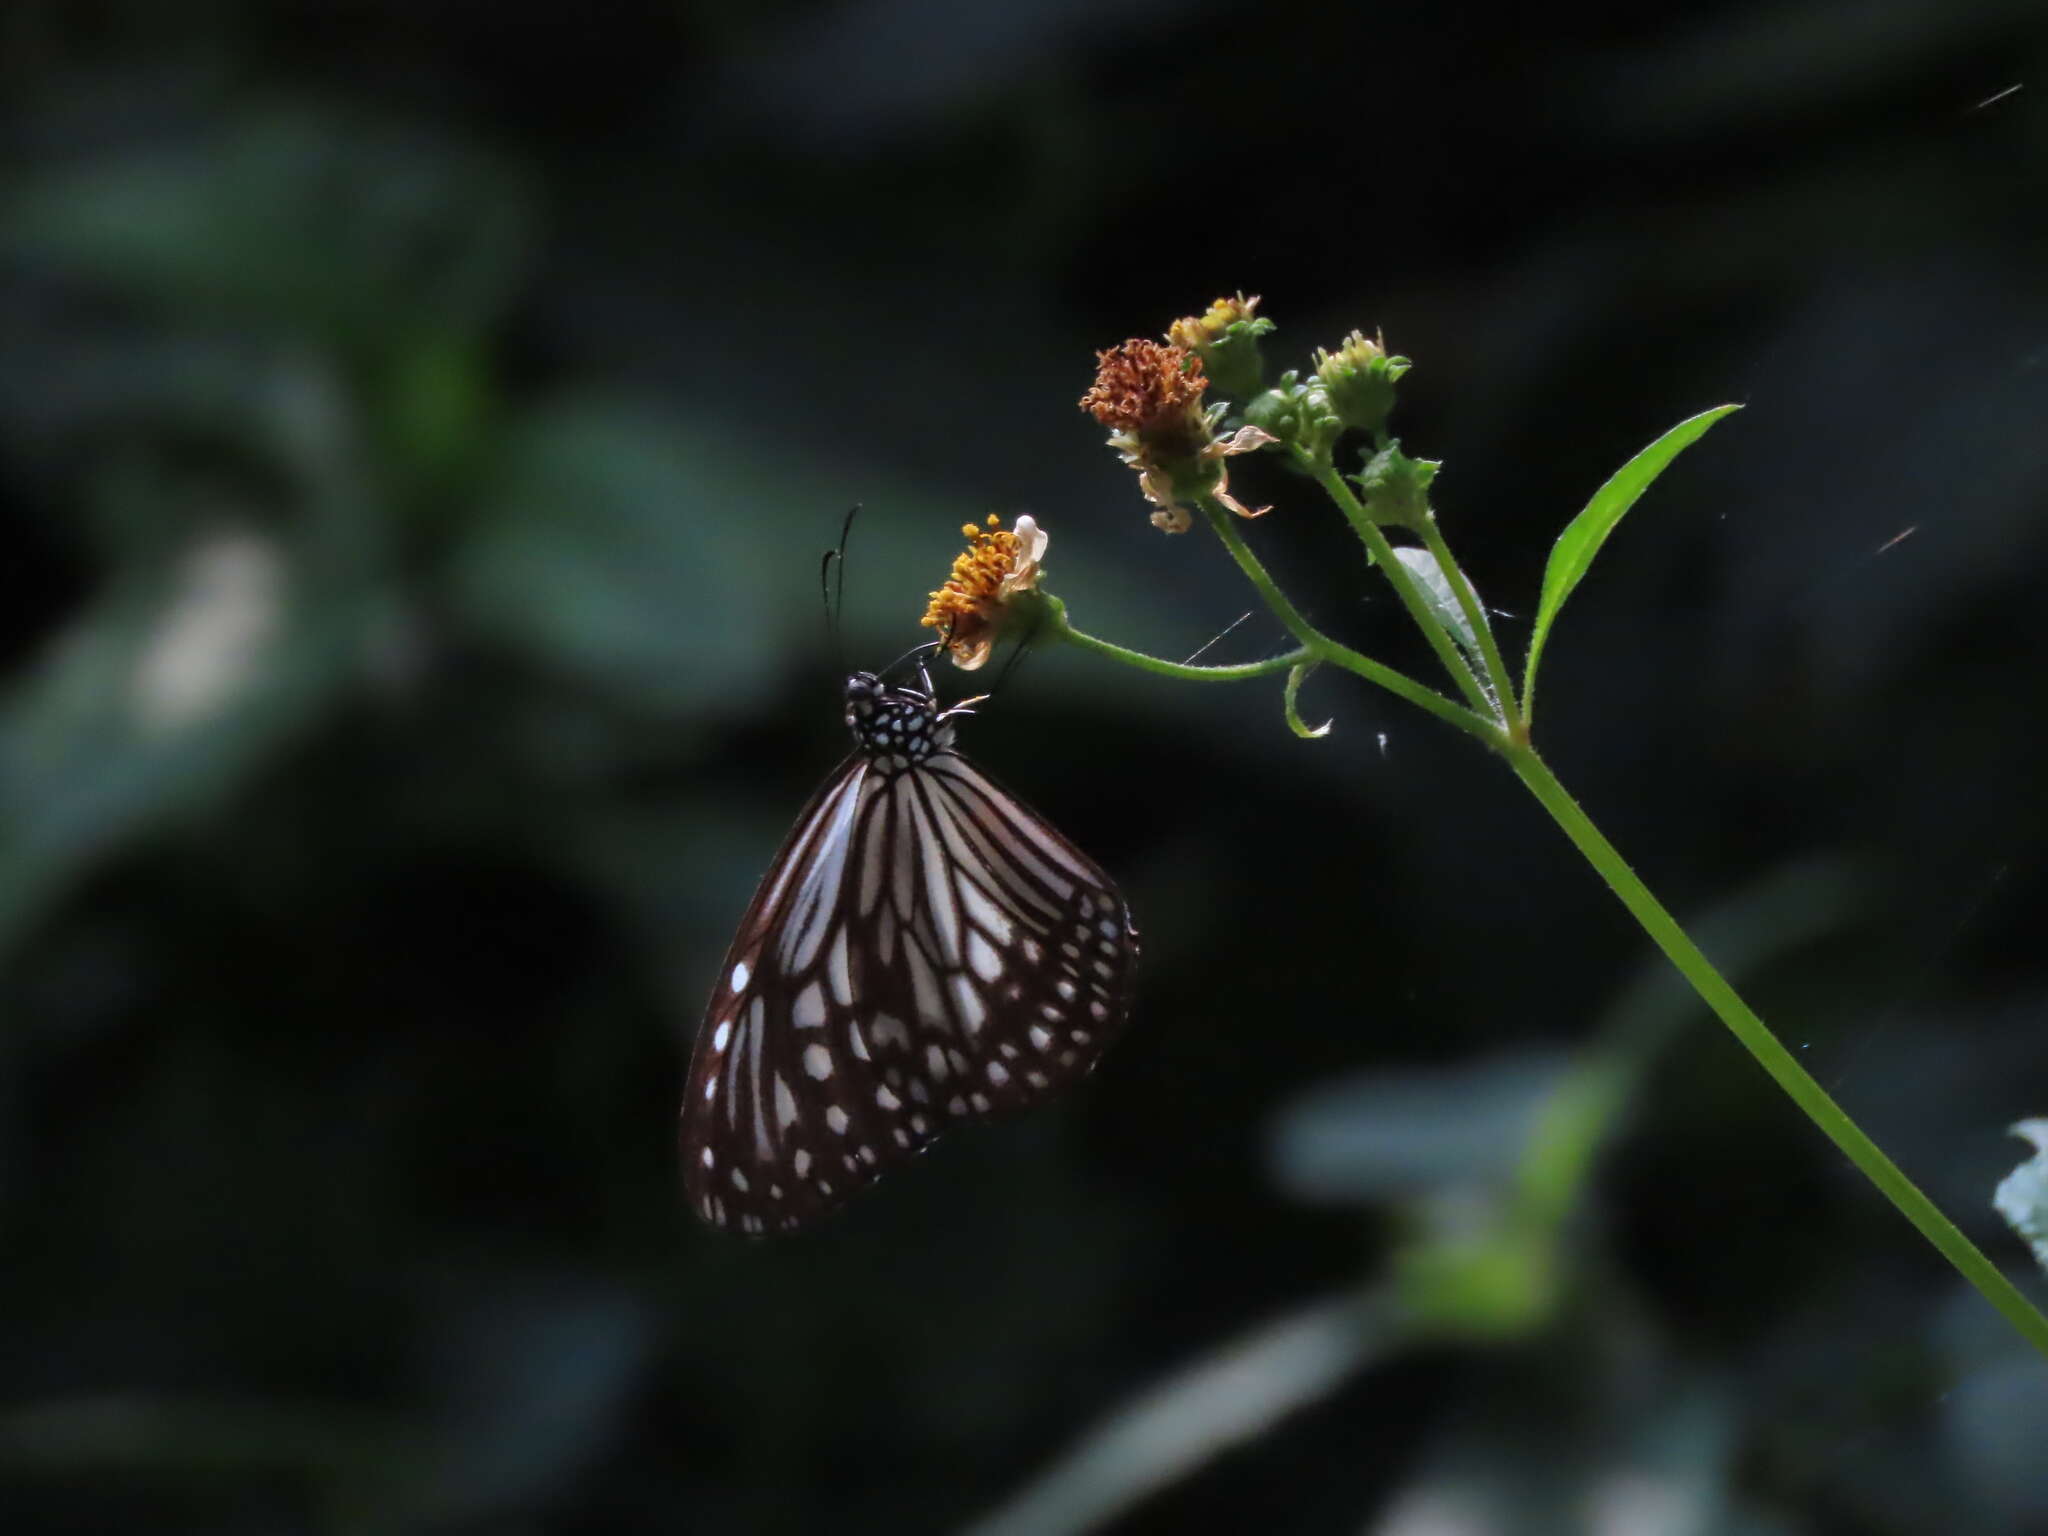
[
  {"x1": 873, "y1": 1014, "x2": 910, "y2": 1051},
  {"x1": 803, "y1": 1043, "x2": 833, "y2": 1080},
  {"x1": 828, "y1": 925, "x2": 854, "y2": 1003},
  {"x1": 731, "y1": 961, "x2": 751, "y2": 991},
  {"x1": 951, "y1": 975, "x2": 986, "y2": 1035},
  {"x1": 907, "y1": 942, "x2": 947, "y2": 1031},
  {"x1": 794, "y1": 984, "x2": 827, "y2": 1029},
  {"x1": 957, "y1": 878, "x2": 1014, "y2": 946},
  {"x1": 711, "y1": 1019, "x2": 732, "y2": 1051},
  {"x1": 915, "y1": 794, "x2": 962, "y2": 961},
  {"x1": 967, "y1": 929, "x2": 1002, "y2": 983},
  {"x1": 775, "y1": 1075, "x2": 799, "y2": 1129}
]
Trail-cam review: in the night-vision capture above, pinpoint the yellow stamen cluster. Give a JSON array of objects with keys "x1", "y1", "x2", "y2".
[
  {"x1": 1168, "y1": 292, "x2": 1261, "y2": 352},
  {"x1": 921, "y1": 514, "x2": 1048, "y2": 669},
  {"x1": 1313, "y1": 327, "x2": 1385, "y2": 378}
]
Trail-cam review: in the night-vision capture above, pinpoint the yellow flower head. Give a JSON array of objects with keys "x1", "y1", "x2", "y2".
[
  {"x1": 1311, "y1": 327, "x2": 1385, "y2": 377},
  {"x1": 920, "y1": 514, "x2": 1049, "y2": 669},
  {"x1": 1168, "y1": 292, "x2": 1262, "y2": 353}
]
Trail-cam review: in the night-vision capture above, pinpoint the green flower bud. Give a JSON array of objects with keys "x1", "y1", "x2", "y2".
[
  {"x1": 1354, "y1": 441, "x2": 1440, "y2": 530},
  {"x1": 1168, "y1": 294, "x2": 1275, "y2": 404},
  {"x1": 1239, "y1": 372, "x2": 1340, "y2": 465},
  {"x1": 1312, "y1": 329, "x2": 1409, "y2": 438}
]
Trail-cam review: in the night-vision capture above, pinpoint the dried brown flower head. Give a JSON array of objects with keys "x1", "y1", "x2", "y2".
[
  {"x1": 1079, "y1": 340, "x2": 1210, "y2": 458},
  {"x1": 1082, "y1": 337, "x2": 1274, "y2": 533}
]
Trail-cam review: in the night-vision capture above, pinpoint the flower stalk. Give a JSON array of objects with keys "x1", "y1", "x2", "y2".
[{"x1": 919, "y1": 295, "x2": 2048, "y2": 1363}]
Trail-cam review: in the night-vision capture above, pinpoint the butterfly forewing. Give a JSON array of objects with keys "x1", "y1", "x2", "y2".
[{"x1": 683, "y1": 674, "x2": 1138, "y2": 1235}]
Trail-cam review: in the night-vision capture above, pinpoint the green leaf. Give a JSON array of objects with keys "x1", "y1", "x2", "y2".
[
  {"x1": 1391, "y1": 547, "x2": 1484, "y2": 670},
  {"x1": 1994, "y1": 1120, "x2": 2048, "y2": 1276},
  {"x1": 0, "y1": 530, "x2": 362, "y2": 966},
  {"x1": 1, "y1": 111, "x2": 529, "y2": 351},
  {"x1": 962, "y1": 1294, "x2": 1384, "y2": 1536},
  {"x1": 1521, "y1": 404, "x2": 1741, "y2": 719},
  {"x1": 1270, "y1": 1050, "x2": 1570, "y2": 1203}
]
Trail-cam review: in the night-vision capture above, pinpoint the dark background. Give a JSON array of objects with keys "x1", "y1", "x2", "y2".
[{"x1": 4, "y1": 3, "x2": 2048, "y2": 1532}]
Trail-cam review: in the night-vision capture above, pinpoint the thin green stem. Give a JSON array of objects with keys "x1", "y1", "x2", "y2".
[
  {"x1": 1507, "y1": 742, "x2": 2048, "y2": 1360},
  {"x1": 1194, "y1": 496, "x2": 1501, "y2": 744},
  {"x1": 1297, "y1": 453, "x2": 1500, "y2": 722},
  {"x1": 1053, "y1": 610, "x2": 1310, "y2": 683}
]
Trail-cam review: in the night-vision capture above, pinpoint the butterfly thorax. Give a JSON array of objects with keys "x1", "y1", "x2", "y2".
[{"x1": 843, "y1": 672, "x2": 953, "y2": 775}]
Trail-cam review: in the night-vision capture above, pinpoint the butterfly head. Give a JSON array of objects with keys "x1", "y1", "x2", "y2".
[{"x1": 844, "y1": 672, "x2": 954, "y2": 770}]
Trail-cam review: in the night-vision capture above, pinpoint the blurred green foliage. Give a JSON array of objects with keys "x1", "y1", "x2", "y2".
[{"x1": 5, "y1": 4, "x2": 2048, "y2": 1534}]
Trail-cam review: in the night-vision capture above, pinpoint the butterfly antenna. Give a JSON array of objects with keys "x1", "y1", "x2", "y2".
[
  {"x1": 820, "y1": 505, "x2": 861, "y2": 668},
  {"x1": 877, "y1": 637, "x2": 945, "y2": 685}
]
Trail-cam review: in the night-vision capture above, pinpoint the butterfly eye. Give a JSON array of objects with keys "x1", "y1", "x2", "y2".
[{"x1": 683, "y1": 674, "x2": 1138, "y2": 1235}]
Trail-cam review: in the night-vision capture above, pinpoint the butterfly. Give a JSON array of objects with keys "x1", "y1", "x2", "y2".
[{"x1": 683, "y1": 661, "x2": 1139, "y2": 1234}]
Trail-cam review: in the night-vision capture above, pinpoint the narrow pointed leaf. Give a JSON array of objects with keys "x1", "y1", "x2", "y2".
[{"x1": 1522, "y1": 405, "x2": 1740, "y2": 718}]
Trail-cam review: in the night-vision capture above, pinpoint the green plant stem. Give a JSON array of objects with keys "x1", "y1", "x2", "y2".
[
  {"x1": 1507, "y1": 741, "x2": 2048, "y2": 1360},
  {"x1": 1051, "y1": 607, "x2": 1309, "y2": 683},
  {"x1": 1297, "y1": 453, "x2": 1503, "y2": 723},
  {"x1": 1193, "y1": 497, "x2": 1499, "y2": 741}
]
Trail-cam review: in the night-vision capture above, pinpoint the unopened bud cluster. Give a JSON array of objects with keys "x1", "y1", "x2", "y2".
[{"x1": 1076, "y1": 294, "x2": 1437, "y2": 533}]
